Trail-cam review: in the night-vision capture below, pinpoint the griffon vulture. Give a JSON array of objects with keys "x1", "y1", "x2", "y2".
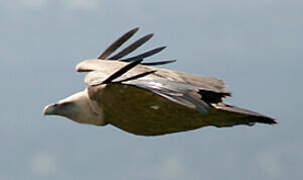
[{"x1": 43, "y1": 27, "x2": 276, "y2": 136}]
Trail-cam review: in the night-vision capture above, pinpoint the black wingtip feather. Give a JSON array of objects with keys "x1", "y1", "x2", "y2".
[
  {"x1": 117, "y1": 70, "x2": 156, "y2": 83},
  {"x1": 109, "y1": 33, "x2": 154, "y2": 60},
  {"x1": 98, "y1": 27, "x2": 140, "y2": 59},
  {"x1": 101, "y1": 59, "x2": 143, "y2": 84},
  {"x1": 142, "y1": 60, "x2": 177, "y2": 66},
  {"x1": 120, "y1": 46, "x2": 167, "y2": 62}
]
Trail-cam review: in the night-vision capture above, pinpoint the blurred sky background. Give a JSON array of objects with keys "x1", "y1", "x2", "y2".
[{"x1": 0, "y1": 0, "x2": 302, "y2": 179}]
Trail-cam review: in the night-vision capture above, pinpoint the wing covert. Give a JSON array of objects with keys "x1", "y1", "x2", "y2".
[{"x1": 119, "y1": 78, "x2": 211, "y2": 113}]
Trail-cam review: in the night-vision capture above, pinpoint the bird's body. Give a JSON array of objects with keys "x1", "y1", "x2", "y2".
[
  {"x1": 90, "y1": 83, "x2": 209, "y2": 136},
  {"x1": 89, "y1": 83, "x2": 272, "y2": 136},
  {"x1": 43, "y1": 27, "x2": 276, "y2": 136}
]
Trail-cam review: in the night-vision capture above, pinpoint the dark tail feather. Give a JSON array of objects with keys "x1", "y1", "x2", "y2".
[
  {"x1": 241, "y1": 115, "x2": 276, "y2": 125},
  {"x1": 213, "y1": 104, "x2": 276, "y2": 126}
]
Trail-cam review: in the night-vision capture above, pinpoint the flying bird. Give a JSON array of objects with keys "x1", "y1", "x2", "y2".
[{"x1": 43, "y1": 27, "x2": 276, "y2": 136}]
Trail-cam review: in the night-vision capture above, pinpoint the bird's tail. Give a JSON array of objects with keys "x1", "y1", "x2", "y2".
[{"x1": 210, "y1": 103, "x2": 276, "y2": 127}]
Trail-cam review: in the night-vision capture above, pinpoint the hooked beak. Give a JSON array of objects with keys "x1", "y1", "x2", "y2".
[{"x1": 43, "y1": 104, "x2": 58, "y2": 115}]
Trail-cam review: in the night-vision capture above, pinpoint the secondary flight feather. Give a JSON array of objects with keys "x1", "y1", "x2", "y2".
[{"x1": 43, "y1": 27, "x2": 276, "y2": 136}]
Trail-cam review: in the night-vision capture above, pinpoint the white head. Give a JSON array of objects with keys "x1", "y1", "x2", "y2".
[{"x1": 43, "y1": 89, "x2": 105, "y2": 126}]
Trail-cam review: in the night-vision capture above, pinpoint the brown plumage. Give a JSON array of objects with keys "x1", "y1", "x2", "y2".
[{"x1": 43, "y1": 27, "x2": 276, "y2": 136}]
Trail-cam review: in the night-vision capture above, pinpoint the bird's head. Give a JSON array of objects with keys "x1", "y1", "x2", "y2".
[
  {"x1": 43, "y1": 101, "x2": 78, "y2": 118},
  {"x1": 43, "y1": 89, "x2": 105, "y2": 126}
]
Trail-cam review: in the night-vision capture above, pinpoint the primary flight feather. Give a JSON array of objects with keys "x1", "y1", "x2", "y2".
[{"x1": 43, "y1": 27, "x2": 276, "y2": 136}]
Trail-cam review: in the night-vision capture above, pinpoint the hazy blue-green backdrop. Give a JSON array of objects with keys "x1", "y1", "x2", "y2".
[{"x1": 0, "y1": 0, "x2": 302, "y2": 179}]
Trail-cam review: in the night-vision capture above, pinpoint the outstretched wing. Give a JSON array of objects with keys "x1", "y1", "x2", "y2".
[
  {"x1": 76, "y1": 27, "x2": 227, "y2": 91},
  {"x1": 77, "y1": 60, "x2": 228, "y2": 93},
  {"x1": 85, "y1": 59, "x2": 228, "y2": 114}
]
